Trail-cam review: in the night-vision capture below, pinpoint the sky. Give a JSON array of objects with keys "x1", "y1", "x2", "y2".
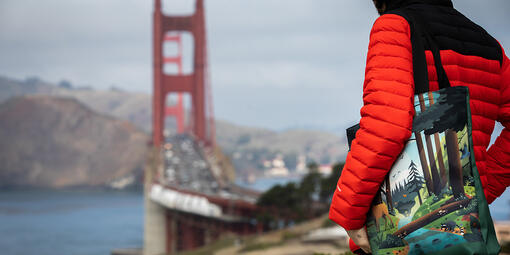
[{"x1": 0, "y1": 0, "x2": 509, "y2": 131}]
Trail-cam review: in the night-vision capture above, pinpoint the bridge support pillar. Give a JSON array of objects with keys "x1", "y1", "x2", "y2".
[
  {"x1": 166, "y1": 212, "x2": 177, "y2": 254},
  {"x1": 143, "y1": 153, "x2": 166, "y2": 255},
  {"x1": 180, "y1": 220, "x2": 196, "y2": 250}
]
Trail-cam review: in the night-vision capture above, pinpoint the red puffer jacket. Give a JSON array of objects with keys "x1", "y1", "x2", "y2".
[{"x1": 329, "y1": 0, "x2": 510, "y2": 232}]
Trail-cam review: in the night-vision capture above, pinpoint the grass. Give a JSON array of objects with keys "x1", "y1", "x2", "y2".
[
  {"x1": 238, "y1": 230, "x2": 303, "y2": 252},
  {"x1": 181, "y1": 214, "x2": 346, "y2": 254},
  {"x1": 177, "y1": 236, "x2": 237, "y2": 255},
  {"x1": 500, "y1": 242, "x2": 510, "y2": 253},
  {"x1": 412, "y1": 193, "x2": 452, "y2": 221},
  {"x1": 239, "y1": 241, "x2": 284, "y2": 253},
  {"x1": 322, "y1": 218, "x2": 337, "y2": 228},
  {"x1": 313, "y1": 252, "x2": 354, "y2": 255},
  {"x1": 282, "y1": 230, "x2": 301, "y2": 241}
]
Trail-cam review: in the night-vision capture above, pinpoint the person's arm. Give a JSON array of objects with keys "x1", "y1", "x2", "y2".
[
  {"x1": 329, "y1": 14, "x2": 414, "y2": 231},
  {"x1": 484, "y1": 49, "x2": 510, "y2": 204}
]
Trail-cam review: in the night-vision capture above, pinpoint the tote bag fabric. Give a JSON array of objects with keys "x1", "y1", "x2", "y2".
[{"x1": 346, "y1": 8, "x2": 499, "y2": 255}]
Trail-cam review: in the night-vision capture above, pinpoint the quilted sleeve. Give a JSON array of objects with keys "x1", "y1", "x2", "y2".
[
  {"x1": 329, "y1": 14, "x2": 415, "y2": 230},
  {"x1": 484, "y1": 48, "x2": 510, "y2": 204}
]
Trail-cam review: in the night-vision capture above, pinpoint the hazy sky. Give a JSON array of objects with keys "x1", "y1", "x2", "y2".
[{"x1": 0, "y1": 0, "x2": 509, "y2": 131}]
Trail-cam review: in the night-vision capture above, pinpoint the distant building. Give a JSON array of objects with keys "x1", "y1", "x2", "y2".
[
  {"x1": 318, "y1": 164, "x2": 332, "y2": 176},
  {"x1": 272, "y1": 155, "x2": 285, "y2": 168},
  {"x1": 264, "y1": 154, "x2": 290, "y2": 177},
  {"x1": 266, "y1": 167, "x2": 290, "y2": 177},
  {"x1": 263, "y1": 160, "x2": 272, "y2": 168},
  {"x1": 295, "y1": 155, "x2": 308, "y2": 174}
]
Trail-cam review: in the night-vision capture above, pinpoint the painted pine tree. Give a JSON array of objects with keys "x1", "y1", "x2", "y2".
[{"x1": 407, "y1": 160, "x2": 425, "y2": 205}]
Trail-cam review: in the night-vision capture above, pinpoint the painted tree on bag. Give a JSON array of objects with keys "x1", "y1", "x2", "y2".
[
  {"x1": 428, "y1": 91, "x2": 448, "y2": 190},
  {"x1": 418, "y1": 94, "x2": 442, "y2": 196},
  {"x1": 415, "y1": 132, "x2": 434, "y2": 196},
  {"x1": 407, "y1": 160, "x2": 425, "y2": 205},
  {"x1": 445, "y1": 129, "x2": 465, "y2": 198}
]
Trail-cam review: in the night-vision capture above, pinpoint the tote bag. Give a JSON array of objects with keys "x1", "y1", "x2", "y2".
[{"x1": 346, "y1": 9, "x2": 500, "y2": 255}]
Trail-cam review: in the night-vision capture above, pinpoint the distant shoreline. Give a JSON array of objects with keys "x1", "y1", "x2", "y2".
[{"x1": 0, "y1": 185, "x2": 143, "y2": 193}]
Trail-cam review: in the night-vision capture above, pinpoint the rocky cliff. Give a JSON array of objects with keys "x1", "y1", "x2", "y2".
[{"x1": 0, "y1": 95, "x2": 149, "y2": 188}]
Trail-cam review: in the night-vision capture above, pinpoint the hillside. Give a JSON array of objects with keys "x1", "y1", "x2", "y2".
[
  {"x1": 51, "y1": 87, "x2": 152, "y2": 133},
  {"x1": 0, "y1": 76, "x2": 348, "y2": 178},
  {"x1": 0, "y1": 76, "x2": 55, "y2": 102},
  {"x1": 0, "y1": 76, "x2": 152, "y2": 132},
  {"x1": 216, "y1": 120, "x2": 348, "y2": 176},
  {"x1": 0, "y1": 95, "x2": 149, "y2": 188}
]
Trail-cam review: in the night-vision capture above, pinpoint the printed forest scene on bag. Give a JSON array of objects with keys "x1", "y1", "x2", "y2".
[{"x1": 366, "y1": 88, "x2": 484, "y2": 255}]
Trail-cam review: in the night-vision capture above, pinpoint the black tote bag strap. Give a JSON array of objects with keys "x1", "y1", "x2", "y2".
[
  {"x1": 409, "y1": 10, "x2": 451, "y2": 94},
  {"x1": 346, "y1": 124, "x2": 360, "y2": 150}
]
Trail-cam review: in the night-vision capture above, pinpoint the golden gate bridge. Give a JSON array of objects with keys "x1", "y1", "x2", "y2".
[{"x1": 144, "y1": 0, "x2": 262, "y2": 254}]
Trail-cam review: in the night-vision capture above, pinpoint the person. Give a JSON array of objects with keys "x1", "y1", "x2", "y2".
[{"x1": 328, "y1": 0, "x2": 510, "y2": 254}]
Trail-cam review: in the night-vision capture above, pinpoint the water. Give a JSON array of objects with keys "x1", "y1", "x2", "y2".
[
  {"x1": 489, "y1": 188, "x2": 510, "y2": 221},
  {"x1": 0, "y1": 186, "x2": 508, "y2": 255},
  {"x1": 405, "y1": 228, "x2": 466, "y2": 255},
  {"x1": 0, "y1": 190, "x2": 143, "y2": 255},
  {"x1": 235, "y1": 176, "x2": 302, "y2": 192}
]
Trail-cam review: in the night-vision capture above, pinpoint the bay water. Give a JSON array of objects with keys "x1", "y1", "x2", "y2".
[
  {"x1": 0, "y1": 190, "x2": 143, "y2": 255},
  {"x1": 0, "y1": 184, "x2": 508, "y2": 255}
]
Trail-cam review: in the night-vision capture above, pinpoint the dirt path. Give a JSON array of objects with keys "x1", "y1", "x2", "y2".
[
  {"x1": 214, "y1": 214, "x2": 348, "y2": 255},
  {"x1": 215, "y1": 239, "x2": 347, "y2": 255}
]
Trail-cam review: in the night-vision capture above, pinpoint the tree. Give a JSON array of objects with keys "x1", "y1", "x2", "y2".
[
  {"x1": 58, "y1": 80, "x2": 73, "y2": 89},
  {"x1": 412, "y1": 90, "x2": 469, "y2": 199},
  {"x1": 415, "y1": 132, "x2": 433, "y2": 196},
  {"x1": 430, "y1": 90, "x2": 448, "y2": 190},
  {"x1": 257, "y1": 184, "x2": 285, "y2": 208},
  {"x1": 257, "y1": 162, "x2": 347, "y2": 225},
  {"x1": 418, "y1": 94, "x2": 441, "y2": 196},
  {"x1": 307, "y1": 162, "x2": 319, "y2": 173},
  {"x1": 299, "y1": 171, "x2": 322, "y2": 203},
  {"x1": 385, "y1": 174, "x2": 394, "y2": 214},
  {"x1": 434, "y1": 132, "x2": 447, "y2": 189},
  {"x1": 446, "y1": 130, "x2": 465, "y2": 198},
  {"x1": 283, "y1": 153, "x2": 298, "y2": 171},
  {"x1": 407, "y1": 161, "x2": 425, "y2": 205},
  {"x1": 319, "y1": 162, "x2": 344, "y2": 203},
  {"x1": 256, "y1": 183, "x2": 300, "y2": 226}
]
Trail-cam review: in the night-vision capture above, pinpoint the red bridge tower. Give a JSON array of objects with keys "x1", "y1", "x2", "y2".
[{"x1": 153, "y1": 0, "x2": 214, "y2": 147}]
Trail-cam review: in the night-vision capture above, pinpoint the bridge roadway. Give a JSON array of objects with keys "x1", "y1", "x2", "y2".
[
  {"x1": 145, "y1": 134, "x2": 261, "y2": 254},
  {"x1": 163, "y1": 134, "x2": 220, "y2": 194}
]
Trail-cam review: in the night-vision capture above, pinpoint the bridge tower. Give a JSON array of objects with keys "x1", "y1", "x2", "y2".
[
  {"x1": 153, "y1": 0, "x2": 214, "y2": 147},
  {"x1": 163, "y1": 34, "x2": 185, "y2": 134}
]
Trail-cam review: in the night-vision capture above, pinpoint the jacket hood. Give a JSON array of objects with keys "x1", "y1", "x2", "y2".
[{"x1": 386, "y1": 0, "x2": 453, "y2": 12}]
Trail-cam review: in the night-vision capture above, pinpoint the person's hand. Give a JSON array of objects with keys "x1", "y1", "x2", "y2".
[{"x1": 346, "y1": 227, "x2": 372, "y2": 254}]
